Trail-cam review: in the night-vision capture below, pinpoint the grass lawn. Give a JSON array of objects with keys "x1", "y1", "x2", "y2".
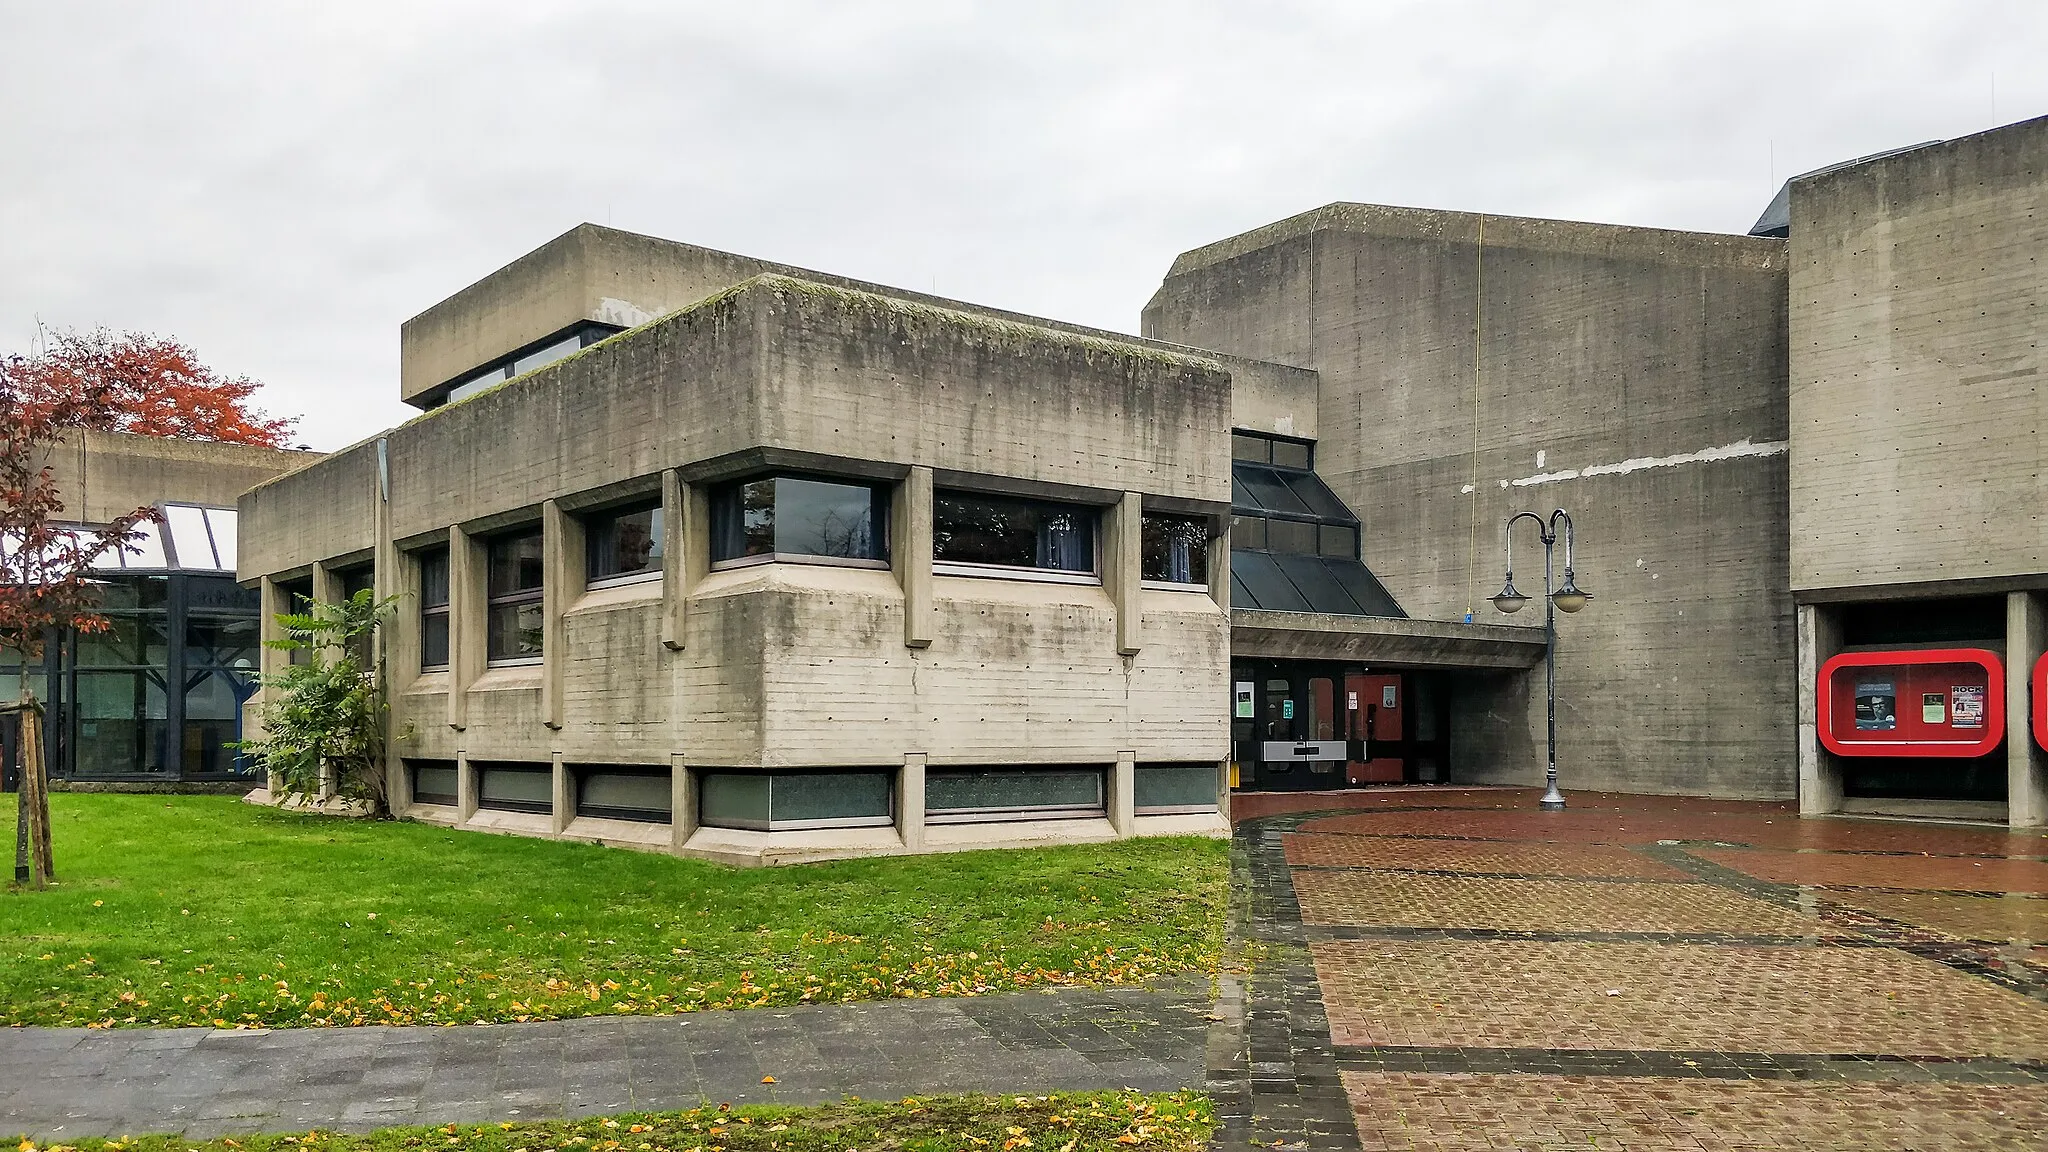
[
  {"x1": 0, "y1": 795, "x2": 1226, "y2": 1029},
  {"x1": 11, "y1": 1092, "x2": 1212, "y2": 1151}
]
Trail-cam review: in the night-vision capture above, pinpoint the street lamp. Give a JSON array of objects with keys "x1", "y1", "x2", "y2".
[{"x1": 1489, "y1": 509, "x2": 1591, "y2": 811}]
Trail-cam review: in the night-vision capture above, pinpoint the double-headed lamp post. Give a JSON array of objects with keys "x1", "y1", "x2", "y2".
[{"x1": 1488, "y1": 509, "x2": 1591, "y2": 812}]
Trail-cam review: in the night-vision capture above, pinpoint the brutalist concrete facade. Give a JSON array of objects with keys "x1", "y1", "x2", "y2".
[
  {"x1": 244, "y1": 253, "x2": 1259, "y2": 864},
  {"x1": 1146, "y1": 206, "x2": 1795, "y2": 799},
  {"x1": 1790, "y1": 114, "x2": 2048, "y2": 825}
]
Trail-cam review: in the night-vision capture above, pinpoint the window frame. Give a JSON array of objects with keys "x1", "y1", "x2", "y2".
[
  {"x1": 707, "y1": 474, "x2": 892, "y2": 571},
  {"x1": 1140, "y1": 511, "x2": 1212, "y2": 589},
  {"x1": 931, "y1": 489, "x2": 1101, "y2": 583},
  {"x1": 485, "y1": 528, "x2": 544, "y2": 667},
  {"x1": 584, "y1": 500, "x2": 665, "y2": 590},
  {"x1": 417, "y1": 548, "x2": 451, "y2": 672}
]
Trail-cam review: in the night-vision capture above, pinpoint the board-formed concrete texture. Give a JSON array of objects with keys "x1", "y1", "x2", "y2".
[
  {"x1": 1145, "y1": 204, "x2": 1794, "y2": 799},
  {"x1": 42, "y1": 429, "x2": 317, "y2": 524},
  {"x1": 1789, "y1": 114, "x2": 2047, "y2": 596},
  {"x1": 248, "y1": 269, "x2": 1251, "y2": 864}
]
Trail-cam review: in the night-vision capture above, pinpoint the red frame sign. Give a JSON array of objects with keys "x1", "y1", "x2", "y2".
[
  {"x1": 2034, "y1": 653, "x2": 2048, "y2": 753},
  {"x1": 1818, "y1": 648, "x2": 2002, "y2": 758}
]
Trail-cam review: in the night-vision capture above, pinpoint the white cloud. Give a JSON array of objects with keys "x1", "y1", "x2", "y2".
[{"x1": 2, "y1": 0, "x2": 2044, "y2": 449}]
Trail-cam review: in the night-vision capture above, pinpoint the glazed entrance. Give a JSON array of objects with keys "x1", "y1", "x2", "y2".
[{"x1": 1229, "y1": 659, "x2": 1450, "y2": 790}]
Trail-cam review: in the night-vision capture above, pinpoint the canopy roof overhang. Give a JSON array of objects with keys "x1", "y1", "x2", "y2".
[{"x1": 1231, "y1": 609, "x2": 1546, "y2": 671}]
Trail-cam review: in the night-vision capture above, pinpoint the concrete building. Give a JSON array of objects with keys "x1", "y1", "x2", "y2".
[
  {"x1": 2, "y1": 430, "x2": 316, "y2": 785},
  {"x1": 236, "y1": 111, "x2": 2047, "y2": 850}
]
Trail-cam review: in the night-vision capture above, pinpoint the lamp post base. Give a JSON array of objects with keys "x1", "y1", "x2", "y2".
[{"x1": 1539, "y1": 784, "x2": 1567, "y2": 811}]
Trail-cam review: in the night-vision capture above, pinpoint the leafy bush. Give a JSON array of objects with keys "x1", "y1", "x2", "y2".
[{"x1": 237, "y1": 590, "x2": 395, "y2": 810}]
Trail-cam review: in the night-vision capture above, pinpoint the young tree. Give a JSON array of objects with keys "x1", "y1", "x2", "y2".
[
  {"x1": 0, "y1": 351, "x2": 155, "y2": 887},
  {"x1": 237, "y1": 590, "x2": 396, "y2": 812},
  {"x1": 11, "y1": 328, "x2": 300, "y2": 448}
]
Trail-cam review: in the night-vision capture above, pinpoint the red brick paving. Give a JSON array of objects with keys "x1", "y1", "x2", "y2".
[
  {"x1": 1282, "y1": 834, "x2": 1697, "y2": 880},
  {"x1": 1313, "y1": 938, "x2": 2048, "y2": 1057},
  {"x1": 1268, "y1": 790, "x2": 2048, "y2": 1148},
  {"x1": 1343, "y1": 1072, "x2": 2048, "y2": 1151},
  {"x1": 1697, "y1": 847, "x2": 2048, "y2": 893}
]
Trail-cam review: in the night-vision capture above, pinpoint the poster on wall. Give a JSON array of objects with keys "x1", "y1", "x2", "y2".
[
  {"x1": 1951, "y1": 684, "x2": 1986, "y2": 729},
  {"x1": 1854, "y1": 681, "x2": 1897, "y2": 730},
  {"x1": 1921, "y1": 693, "x2": 1948, "y2": 725},
  {"x1": 1234, "y1": 682, "x2": 1254, "y2": 719}
]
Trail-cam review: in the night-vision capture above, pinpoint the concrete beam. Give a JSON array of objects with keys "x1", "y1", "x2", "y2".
[
  {"x1": 1107, "y1": 493, "x2": 1143, "y2": 655},
  {"x1": 895, "y1": 468, "x2": 934, "y2": 648},
  {"x1": 1230, "y1": 611, "x2": 1546, "y2": 669}
]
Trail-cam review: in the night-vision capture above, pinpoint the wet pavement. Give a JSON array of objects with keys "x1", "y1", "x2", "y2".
[{"x1": 1214, "y1": 787, "x2": 2048, "y2": 1150}]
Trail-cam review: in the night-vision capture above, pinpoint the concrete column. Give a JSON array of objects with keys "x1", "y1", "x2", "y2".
[
  {"x1": 1796, "y1": 602, "x2": 1844, "y2": 816},
  {"x1": 550, "y1": 751, "x2": 571, "y2": 834},
  {"x1": 310, "y1": 560, "x2": 342, "y2": 800},
  {"x1": 2008, "y1": 591, "x2": 2048, "y2": 828},
  {"x1": 899, "y1": 752, "x2": 927, "y2": 851},
  {"x1": 894, "y1": 467, "x2": 934, "y2": 648},
  {"x1": 1215, "y1": 758, "x2": 1232, "y2": 822},
  {"x1": 669, "y1": 755, "x2": 698, "y2": 853},
  {"x1": 447, "y1": 526, "x2": 485, "y2": 731},
  {"x1": 256, "y1": 576, "x2": 288, "y2": 794},
  {"x1": 456, "y1": 749, "x2": 477, "y2": 822},
  {"x1": 660, "y1": 471, "x2": 689, "y2": 651},
  {"x1": 1207, "y1": 513, "x2": 1231, "y2": 610},
  {"x1": 540, "y1": 499, "x2": 581, "y2": 731},
  {"x1": 1109, "y1": 751, "x2": 1137, "y2": 837},
  {"x1": 1104, "y1": 493, "x2": 1143, "y2": 656},
  {"x1": 374, "y1": 440, "x2": 403, "y2": 809}
]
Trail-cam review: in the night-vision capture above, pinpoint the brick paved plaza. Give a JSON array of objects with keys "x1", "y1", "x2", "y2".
[{"x1": 1225, "y1": 788, "x2": 2048, "y2": 1150}]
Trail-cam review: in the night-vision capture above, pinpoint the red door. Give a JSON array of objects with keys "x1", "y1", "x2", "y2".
[{"x1": 1345, "y1": 674, "x2": 1404, "y2": 784}]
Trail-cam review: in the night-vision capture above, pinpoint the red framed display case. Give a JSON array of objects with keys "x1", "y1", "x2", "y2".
[
  {"x1": 1819, "y1": 648, "x2": 2003, "y2": 758},
  {"x1": 2034, "y1": 653, "x2": 2048, "y2": 753}
]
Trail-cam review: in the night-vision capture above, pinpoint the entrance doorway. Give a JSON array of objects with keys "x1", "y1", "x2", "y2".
[{"x1": 1230, "y1": 660, "x2": 1450, "y2": 790}]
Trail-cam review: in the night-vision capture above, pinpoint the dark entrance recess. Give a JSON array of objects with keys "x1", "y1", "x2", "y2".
[
  {"x1": 1832, "y1": 596, "x2": 2011, "y2": 804},
  {"x1": 1229, "y1": 659, "x2": 1450, "y2": 790}
]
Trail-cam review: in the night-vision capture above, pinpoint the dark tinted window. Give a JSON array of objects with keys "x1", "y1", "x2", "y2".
[
  {"x1": 1318, "y1": 523, "x2": 1358, "y2": 559},
  {"x1": 1231, "y1": 516, "x2": 1267, "y2": 551},
  {"x1": 1231, "y1": 433, "x2": 1272, "y2": 463},
  {"x1": 418, "y1": 548, "x2": 450, "y2": 670},
  {"x1": 934, "y1": 491, "x2": 1095, "y2": 573},
  {"x1": 1141, "y1": 513, "x2": 1209, "y2": 584},
  {"x1": 710, "y1": 477, "x2": 884, "y2": 563},
  {"x1": 1270, "y1": 439, "x2": 1311, "y2": 469},
  {"x1": 1266, "y1": 519, "x2": 1317, "y2": 555},
  {"x1": 486, "y1": 530, "x2": 543, "y2": 663},
  {"x1": 587, "y1": 503, "x2": 663, "y2": 583}
]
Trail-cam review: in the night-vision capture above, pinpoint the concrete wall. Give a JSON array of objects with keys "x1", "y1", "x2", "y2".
[
  {"x1": 1789, "y1": 114, "x2": 2048, "y2": 597},
  {"x1": 252, "y1": 271, "x2": 1237, "y2": 862},
  {"x1": 45, "y1": 429, "x2": 317, "y2": 522},
  {"x1": 1147, "y1": 203, "x2": 1795, "y2": 798}
]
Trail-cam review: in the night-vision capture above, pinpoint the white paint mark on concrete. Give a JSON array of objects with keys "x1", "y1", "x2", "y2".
[
  {"x1": 1505, "y1": 438, "x2": 1788, "y2": 488},
  {"x1": 1536, "y1": 450, "x2": 1546, "y2": 469},
  {"x1": 595, "y1": 297, "x2": 658, "y2": 328},
  {"x1": 1273, "y1": 415, "x2": 1296, "y2": 437},
  {"x1": 1460, "y1": 484, "x2": 1476, "y2": 495}
]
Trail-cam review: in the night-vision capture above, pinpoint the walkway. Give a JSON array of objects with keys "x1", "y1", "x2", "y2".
[
  {"x1": 0, "y1": 982, "x2": 1209, "y2": 1139},
  {"x1": 1211, "y1": 788, "x2": 2048, "y2": 1150}
]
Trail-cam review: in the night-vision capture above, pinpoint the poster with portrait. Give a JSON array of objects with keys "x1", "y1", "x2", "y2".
[
  {"x1": 1854, "y1": 681, "x2": 1897, "y2": 730},
  {"x1": 1950, "y1": 684, "x2": 1985, "y2": 729}
]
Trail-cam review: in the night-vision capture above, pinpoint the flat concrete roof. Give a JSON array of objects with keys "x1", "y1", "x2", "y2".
[{"x1": 1231, "y1": 610, "x2": 1546, "y2": 671}]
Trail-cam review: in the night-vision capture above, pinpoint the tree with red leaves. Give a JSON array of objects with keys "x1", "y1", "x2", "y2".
[
  {"x1": 2, "y1": 349, "x2": 158, "y2": 888},
  {"x1": 11, "y1": 328, "x2": 299, "y2": 448}
]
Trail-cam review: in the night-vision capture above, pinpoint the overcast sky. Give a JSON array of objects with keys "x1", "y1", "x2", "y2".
[{"x1": 4, "y1": 2, "x2": 2045, "y2": 451}]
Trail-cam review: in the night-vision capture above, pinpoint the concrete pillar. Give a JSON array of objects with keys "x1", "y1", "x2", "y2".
[
  {"x1": 1796, "y1": 602, "x2": 1844, "y2": 816},
  {"x1": 1207, "y1": 514, "x2": 1231, "y2": 610},
  {"x1": 2007, "y1": 591, "x2": 2048, "y2": 828},
  {"x1": 899, "y1": 752, "x2": 927, "y2": 851},
  {"x1": 1109, "y1": 751, "x2": 1137, "y2": 837},
  {"x1": 374, "y1": 439, "x2": 403, "y2": 809},
  {"x1": 1215, "y1": 758, "x2": 1232, "y2": 822},
  {"x1": 447, "y1": 525, "x2": 485, "y2": 731},
  {"x1": 894, "y1": 467, "x2": 934, "y2": 648},
  {"x1": 660, "y1": 471, "x2": 689, "y2": 651},
  {"x1": 456, "y1": 749, "x2": 477, "y2": 822},
  {"x1": 1104, "y1": 493, "x2": 1143, "y2": 656},
  {"x1": 310, "y1": 560, "x2": 342, "y2": 799},
  {"x1": 540, "y1": 499, "x2": 581, "y2": 731},
  {"x1": 256, "y1": 575, "x2": 288, "y2": 794},
  {"x1": 669, "y1": 755, "x2": 697, "y2": 853},
  {"x1": 550, "y1": 751, "x2": 571, "y2": 834}
]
